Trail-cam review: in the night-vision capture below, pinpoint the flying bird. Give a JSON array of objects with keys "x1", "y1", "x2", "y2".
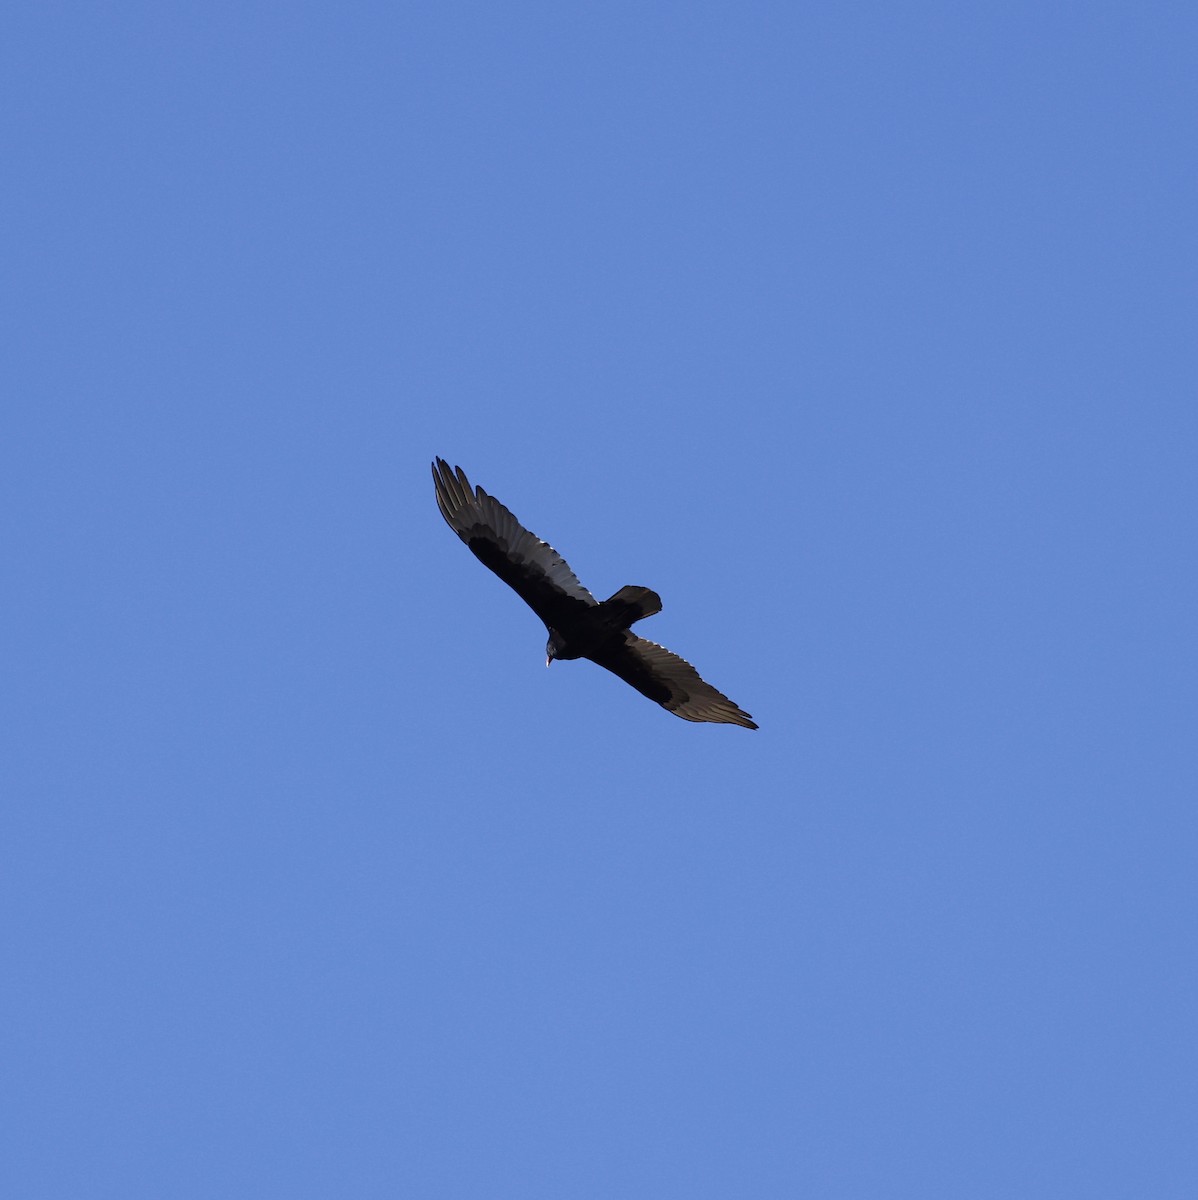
[{"x1": 432, "y1": 458, "x2": 757, "y2": 729}]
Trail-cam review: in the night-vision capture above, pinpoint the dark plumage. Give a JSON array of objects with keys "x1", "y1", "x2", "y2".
[{"x1": 432, "y1": 458, "x2": 757, "y2": 729}]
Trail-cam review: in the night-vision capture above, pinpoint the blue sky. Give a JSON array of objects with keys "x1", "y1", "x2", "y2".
[{"x1": 4, "y1": 2, "x2": 1196, "y2": 1196}]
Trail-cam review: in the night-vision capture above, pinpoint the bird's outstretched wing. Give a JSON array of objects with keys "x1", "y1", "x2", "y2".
[
  {"x1": 432, "y1": 458, "x2": 596, "y2": 627},
  {"x1": 587, "y1": 633, "x2": 758, "y2": 728}
]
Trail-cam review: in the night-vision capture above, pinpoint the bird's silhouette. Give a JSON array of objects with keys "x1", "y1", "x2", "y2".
[{"x1": 432, "y1": 458, "x2": 757, "y2": 729}]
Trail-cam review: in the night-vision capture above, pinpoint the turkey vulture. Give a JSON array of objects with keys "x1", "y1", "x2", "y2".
[{"x1": 432, "y1": 458, "x2": 757, "y2": 729}]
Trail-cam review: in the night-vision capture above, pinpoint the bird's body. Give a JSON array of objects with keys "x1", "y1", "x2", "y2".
[
  {"x1": 432, "y1": 458, "x2": 757, "y2": 729},
  {"x1": 544, "y1": 584, "x2": 660, "y2": 661}
]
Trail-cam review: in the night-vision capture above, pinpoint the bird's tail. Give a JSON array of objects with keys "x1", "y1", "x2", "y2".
[{"x1": 595, "y1": 585, "x2": 662, "y2": 628}]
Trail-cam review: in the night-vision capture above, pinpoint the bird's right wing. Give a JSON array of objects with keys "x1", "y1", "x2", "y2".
[
  {"x1": 432, "y1": 459, "x2": 596, "y2": 627},
  {"x1": 588, "y1": 633, "x2": 758, "y2": 728}
]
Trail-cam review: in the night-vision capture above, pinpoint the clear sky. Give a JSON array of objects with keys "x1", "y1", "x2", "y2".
[{"x1": 4, "y1": 2, "x2": 1196, "y2": 1196}]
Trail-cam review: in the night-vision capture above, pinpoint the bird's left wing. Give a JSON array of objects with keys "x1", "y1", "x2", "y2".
[
  {"x1": 432, "y1": 458, "x2": 596, "y2": 627},
  {"x1": 587, "y1": 633, "x2": 758, "y2": 728}
]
